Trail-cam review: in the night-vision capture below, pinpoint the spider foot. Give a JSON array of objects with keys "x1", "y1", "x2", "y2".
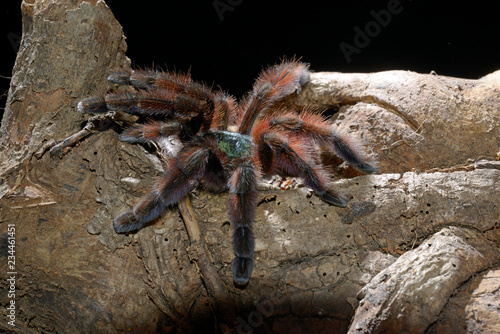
[
  {"x1": 78, "y1": 97, "x2": 108, "y2": 114},
  {"x1": 114, "y1": 211, "x2": 143, "y2": 233},
  {"x1": 318, "y1": 189, "x2": 347, "y2": 207},
  {"x1": 233, "y1": 257, "x2": 254, "y2": 287},
  {"x1": 353, "y1": 162, "x2": 380, "y2": 175}
]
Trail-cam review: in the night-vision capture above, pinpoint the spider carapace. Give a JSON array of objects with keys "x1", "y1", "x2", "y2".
[{"x1": 78, "y1": 60, "x2": 379, "y2": 286}]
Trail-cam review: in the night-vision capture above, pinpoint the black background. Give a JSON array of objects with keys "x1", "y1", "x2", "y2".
[{"x1": 1, "y1": 1, "x2": 499, "y2": 124}]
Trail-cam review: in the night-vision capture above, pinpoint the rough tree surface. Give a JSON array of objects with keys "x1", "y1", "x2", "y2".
[{"x1": 1, "y1": 1, "x2": 499, "y2": 333}]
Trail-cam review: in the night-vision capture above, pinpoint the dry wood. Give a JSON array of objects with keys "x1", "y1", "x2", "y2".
[{"x1": 0, "y1": 1, "x2": 499, "y2": 332}]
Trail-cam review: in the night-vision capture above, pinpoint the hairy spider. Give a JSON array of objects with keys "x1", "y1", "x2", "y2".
[{"x1": 78, "y1": 60, "x2": 379, "y2": 286}]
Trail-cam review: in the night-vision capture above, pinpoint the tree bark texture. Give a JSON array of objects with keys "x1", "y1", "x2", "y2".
[{"x1": 0, "y1": 1, "x2": 499, "y2": 333}]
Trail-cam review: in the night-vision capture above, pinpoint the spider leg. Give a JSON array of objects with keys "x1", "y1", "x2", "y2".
[
  {"x1": 114, "y1": 145, "x2": 209, "y2": 233},
  {"x1": 200, "y1": 152, "x2": 229, "y2": 193},
  {"x1": 269, "y1": 110, "x2": 380, "y2": 174},
  {"x1": 118, "y1": 121, "x2": 183, "y2": 144},
  {"x1": 78, "y1": 89, "x2": 208, "y2": 138},
  {"x1": 108, "y1": 69, "x2": 192, "y2": 92},
  {"x1": 237, "y1": 60, "x2": 310, "y2": 134},
  {"x1": 257, "y1": 131, "x2": 347, "y2": 207},
  {"x1": 107, "y1": 70, "x2": 210, "y2": 119},
  {"x1": 81, "y1": 70, "x2": 237, "y2": 133},
  {"x1": 329, "y1": 132, "x2": 379, "y2": 174},
  {"x1": 170, "y1": 83, "x2": 236, "y2": 132},
  {"x1": 211, "y1": 92, "x2": 237, "y2": 131},
  {"x1": 229, "y1": 163, "x2": 258, "y2": 286},
  {"x1": 77, "y1": 96, "x2": 108, "y2": 114},
  {"x1": 82, "y1": 89, "x2": 200, "y2": 120},
  {"x1": 110, "y1": 69, "x2": 238, "y2": 132}
]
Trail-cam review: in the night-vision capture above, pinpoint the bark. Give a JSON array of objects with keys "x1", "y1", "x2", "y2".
[
  {"x1": 348, "y1": 226, "x2": 498, "y2": 333},
  {"x1": 293, "y1": 69, "x2": 500, "y2": 174},
  {"x1": 1, "y1": 1, "x2": 499, "y2": 333}
]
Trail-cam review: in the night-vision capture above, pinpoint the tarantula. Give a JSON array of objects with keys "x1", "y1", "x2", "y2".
[{"x1": 78, "y1": 60, "x2": 379, "y2": 286}]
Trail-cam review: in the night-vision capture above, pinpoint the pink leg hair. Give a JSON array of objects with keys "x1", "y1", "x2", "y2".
[{"x1": 114, "y1": 146, "x2": 209, "y2": 233}]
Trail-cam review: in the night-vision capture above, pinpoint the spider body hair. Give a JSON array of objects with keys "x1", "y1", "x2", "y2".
[
  {"x1": 119, "y1": 122, "x2": 183, "y2": 144},
  {"x1": 237, "y1": 60, "x2": 310, "y2": 134},
  {"x1": 229, "y1": 163, "x2": 258, "y2": 285},
  {"x1": 268, "y1": 109, "x2": 380, "y2": 174},
  {"x1": 78, "y1": 59, "x2": 379, "y2": 286}
]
